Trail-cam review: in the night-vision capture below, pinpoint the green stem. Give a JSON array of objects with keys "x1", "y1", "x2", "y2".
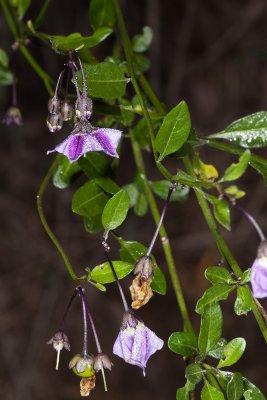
[
  {"x1": 19, "y1": 45, "x2": 53, "y2": 95},
  {"x1": 183, "y1": 155, "x2": 267, "y2": 342},
  {"x1": 112, "y1": 0, "x2": 156, "y2": 155},
  {"x1": 0, "y1": 0, "x2": 18, "y2": 37},
  {"x1": 37, "y1": 159, "x2": 78, "y2": 281},
  {"x1": 130, "y1": 130, "x2": 193, "y2": 332},
  {"x1": 138, "y1": 74, "x2": 166, "y2": 115}
]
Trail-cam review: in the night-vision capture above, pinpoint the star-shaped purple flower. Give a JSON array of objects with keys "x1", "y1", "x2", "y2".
[
  {"x1": 47, "y1": 119, "x2": 122, "y2": 162},
  {"x1": 113, "y1": 312, "x2": 164, "y2": 375}
]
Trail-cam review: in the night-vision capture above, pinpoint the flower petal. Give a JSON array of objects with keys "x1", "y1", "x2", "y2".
[
  {"x1": 251, "y1": 257, "x2": 267, "y2": 298},
  {"x1": 94, "y1": 128, "x2": 122, "y2": 157}
]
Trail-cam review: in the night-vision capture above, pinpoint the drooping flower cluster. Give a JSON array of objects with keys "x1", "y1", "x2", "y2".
[{"x1": 46, "y1": 57, "x2": 122, "y2": 162}]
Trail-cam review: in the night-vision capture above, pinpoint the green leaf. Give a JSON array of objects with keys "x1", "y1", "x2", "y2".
[
  {"x1": 208, "y1": 196, "x2": 230, "y2": 230},
  {"x1": 249, "y1": 156, "x2": 267, "y2": 186},
  {"x1": 123, "y1": 183, "x2": 139, "y2": 208},
  {"x1": 0, "y1": 66, "x2": 13, "y2": 85},
  {"x1": 217, "y1": 338, "x2": 246, "y2": 368},
  {"x1": 48, "y1": 28, "x2": 112, "y2": 52},
  {"x1": 234, "y1": 286, "x2": 252, "y2": 316},
  {"x1": 90, "y1": 260, "x2": 134, "y2": 283},
  {"x1": 89, "y1": 0, "x2": 115, "y2": 30},
  {"x1": 155, "y1": 101, "x2": 191, "y2": 161},
  {"x1": 243, "y1": 378, "x2": 266, "y2": 400},
  {"x1": 53, "y1": 156, "x2": 81, "y2": 189},
  {"x1": 222, "y1": 150, "x2": 251, "y2": 181},
  {"x1": 224, "y1": 185, "x2": 245, "y2": 200},
  {"x1": 102, "y1": 189, "x2": 130, "y2": 232},
  {"x1": 208, "y1": 112, "x2": 267, "y2": 148},
  {"x1": 205, "y1": 266, "x2": 234, "y2": 285},
  {"x1": 185, "y1": 363, "x2": 203, "y2": 385},
  {"x1": 93, "y1": 177, "x2": 120, "y2": 194},
  {"x1": 227, "y1": 373, "x2": 244, "y2": 400},
  {"x1": 79, "y1": 152, "x2": 111, "y2": 178},
  {"x1": 134, "y1": 193, "x2": 148, "y2": 216},
  {"x1": 208, "y1": 338, "x2": 227, "y2": 360},
  {"x1": 176, "y1": 386, "x2": 189, "y2": 400},
  {"x1": 84, "y1": 215, "x2": 103, "y2": 234},
  {"x1": 72, "y1": 181, "x2": 108, "y2": 217},
  {"x1": 119, "y1": 239, "x2": 147, "y2": 264},
  {"x1": 151, "y1": 267, "x2": 167, "y2": 295},
  {"x1": 198, "y1": 303, "x2": 222, "y2": 355},
  {"x1": 132, "y1": 26, "x2": 153, "y2": 53},
  {"x1": 77, "y1": 61, "x2": 129, "y2": 99},
  {"x1": 0, "y1": 49, "x2": 9, "y2": 68},
  {"x1": 201, "y1": 382, "x2": 224, "y2": 400},
  {"x1": 240, "y1": 269, "x2": 251, "y2": 284},
  {"x1": 196, "y1": 284, "x2": 235, "y2": 314},
  {"x1": 172, "y1": 170, "x2": 211, "y2": 188},
  {"x1": 168, "y1": 331, "x2": 198, "y2": 357},
  {"x1": 151, "y1": 180, "x2": 190, "y2": 201}
]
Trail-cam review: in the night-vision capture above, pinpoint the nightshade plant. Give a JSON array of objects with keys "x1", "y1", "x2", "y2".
[{"x1": 2, "y1": 0, "x2": 267, "y2": 398}]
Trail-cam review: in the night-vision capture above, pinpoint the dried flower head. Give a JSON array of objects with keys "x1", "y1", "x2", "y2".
[
  {"x1": 113, "y1": 311, "x2": 164, "y2": 375},
  {"x1": 80, "y1": 375, "x2": 96, "y2": 397},
  {"x1": 47, "y1": 331, "x2": 70, "y2": 370},
  {"x1": 2, "y1": 106, "x2": 23, "y2": 126},
  {"x1": 251, "y1": 240, "x2": 267, "y2": 298},
  {"x1": 130, "y1": 274, "x2": 153, "y2": 309}
]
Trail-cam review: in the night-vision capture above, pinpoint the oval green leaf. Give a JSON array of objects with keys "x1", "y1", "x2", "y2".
[
  {"x1": 205, "y1": 266, "x2": 234, "y2": 285},
  {"x1": 227, "y1": 373, "x2": 244, "y2": 400},
  {"x1": 234, "y1": 286, "x2": 252, "y2": 316},
  {"x1": 201, "y1": 381, "x2": 224, "y2": 400},
  {"x1": 155, "y1": 101, "x2": 191, "y2": 161},
  {"x1": 151, "y1": 267, "x2": 167, "y2": 295},
  {"x1": 196, "y1": 284, "x2": 235, "y2": 314},
  {"x1": 222, "y1": 150, "x2": 251, "y2": 182},
  {"x1": 217, "y1": 338, "x2": 246, "y2": 369},
  {"x1": 168, "y1": 331, "x2": 198, "y2": 357},
  {"x1": 185, "y1": 363, "x2": 203, "y2": 385},
  {"x1": 102, "y1": 189, "x2": 130, "y2": 232},
  {"x1": 198, "y1": 302, "x2": 222, "y2": 356},
  {"x1": 90, "y1": 260, "x2": 134, "y2": 283},
  {"x1": 72, "y1": 181, "x2": 108, "y2": 217}
]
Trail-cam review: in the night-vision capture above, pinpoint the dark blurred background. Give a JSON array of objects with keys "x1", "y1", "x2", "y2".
[{"x1": 1, "y1": 0, "x2": 267, "y2": 398}]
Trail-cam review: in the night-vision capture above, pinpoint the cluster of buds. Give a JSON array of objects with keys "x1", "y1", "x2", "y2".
[
  {"x1": 47, "y1": 286, "x2": 113, "y2": 397},
  {"x1": 46, "y1": 55, "x2": 122, "y2": 162},
  {"x1": 46, "y1": 69, "x2": 74, "y2": 133}
]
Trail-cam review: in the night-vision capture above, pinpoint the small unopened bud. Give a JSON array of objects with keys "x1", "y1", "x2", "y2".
[
  {"x1": 69, "y1": 354, "x2": 95, "y2": 378},
  {"x1": 47, "y1": 330, "x2": 70, "y2": 370},
  {"x1": 61, "y1": 100, "x2": 74, "y2": 121},
  {"x1": 93, "y1": 353, "x2": 113, "y2": 372},
  {"x1": 46, "y1": 112, "x2": 63, "y2": 132},
  {"x1": 121, "y1": 310, "x2": 139, "y2": 329},
  {"x1": 2, "y1": 106, "x2": 23, "y2": 126},
  {"x1": 75, "y1": 94, "x2": 93, "y2": 120},
  {"x1": 48, "y1": 96, "x2": 61, "y2": 114},
  {"x1": 134, "y1": 256, "x2": 155, "y2": 280}
]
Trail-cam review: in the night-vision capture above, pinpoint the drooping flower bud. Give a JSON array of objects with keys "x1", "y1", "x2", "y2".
[
  {"x1": 2, "y1": 106, "x2": 23, "y2": 126},
  {"x1": 75, "y1": 94, "x2": 93, "y2": 120},
  {"x1": 69, "y1": 354, "x2": 95, "y2": 378},
  {"x1": 251, "y1": 240, "x2": 267, "y2": 298},
  {"x1": 134, "y1": 256, "x2": 155, "y2": 280},
  {"x1": 61, "y1": 100, "x2": 74, "y2": 121},
  {"x1": 46, "y1": 112, "x2": 63, "y2": 133},
  {"x1": 48, "y1": 95, "x2": 61, "y2": 114},
  {"x1": 47, "y1": 330, "x2": 70, "y2": 370},
  {"x1": 93, "y1": 353, "x2": 113, "y2": 372}
]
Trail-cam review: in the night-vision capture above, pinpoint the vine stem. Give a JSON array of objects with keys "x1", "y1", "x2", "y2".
[
  {"x1": 0, "y1": 0, "x2": 54, "y2": 96},
  {"x1": 130, "y1": 131, "x2": 193, "y2": 332},
  {"x1": 183, "y1": 155, "x2": 267, "y2": 342},
  {"x1": 36, "y1": 159, "x2": 78, "y2": 281}
]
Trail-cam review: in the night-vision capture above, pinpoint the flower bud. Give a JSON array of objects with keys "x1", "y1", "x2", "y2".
[
  {"x1": 93, "y1": 353, "x2": 113, "y2": 372},
  {"x1": 134, "y1": 256, "x2": 155, "y2": 280},
  {"x1": 61, "y1": 100, "x2": 74, "y2": 121},
  {"x1": 48, "y1": 96, "x2": 61, "y2": 114},
  {"x1": 75, "y1": 94, "x2": 93, "y2": 120},
  {"x1": 121, "y1": 310, "x2": 139, "y2": 329},
  {"x1": 47, "y1": 331, "x2": 70, "y2": 351},
  {"x1": 2, "y1": 106, "x2": 23, "y2": 126},
  {"x1": 69, "y1": 354, "x2": 95, "y2": 378},
  {"x1": 46, "y1": 112, "x2": 63, "y2": 133}
]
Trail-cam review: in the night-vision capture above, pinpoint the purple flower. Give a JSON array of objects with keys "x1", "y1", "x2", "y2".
[
  {"x1": 113, "y1": 311, "x2": 164, "y2": 375},
  {"x1": 47, "y1": 119, "x2": 122, "y2": 162},
  {"x1": 251, "y1": 241, "x2": 267, "y2": 298},
  {"x1": 2, "y1": 106, "x2": 23, "y2": 126}
]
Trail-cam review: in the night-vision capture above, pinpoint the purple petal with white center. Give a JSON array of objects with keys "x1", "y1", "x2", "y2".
[
  {"x1": 251, "y1": 256, "x2": 267, "y2": 298},
  {"x1": 113, "y1": 322, "x2": 164, "y2": 374},
  {"x1": 94, "y1": 128, "x2": 122, "y2": 157},
  {"x1": 47, "y1": 133, "x2": 102, "y2": 162}
]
